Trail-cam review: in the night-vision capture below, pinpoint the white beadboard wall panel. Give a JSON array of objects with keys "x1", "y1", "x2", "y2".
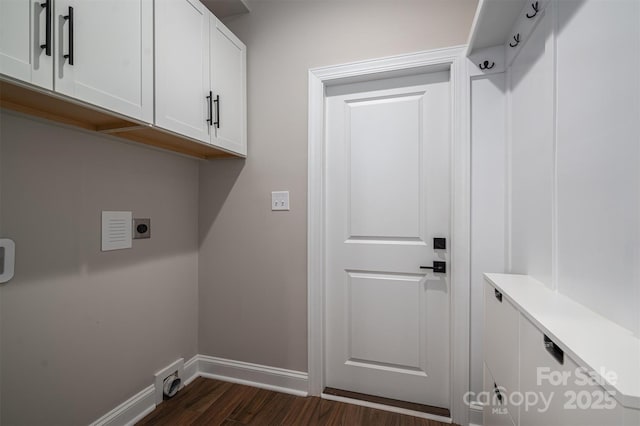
[
  {"x1": 555, "y1": 0, "x2": 640, "y2": 336},
  {"x1": 508, "y1": 7, "x2": 554, "y2": 287},
  {"x1": 470, "y1": 72, "x2": 507, "y2": 397}
]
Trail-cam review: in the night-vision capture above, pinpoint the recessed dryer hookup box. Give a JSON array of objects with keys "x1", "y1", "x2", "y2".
[{"x1": 133, "y1": 218, "x2": 151, "y2": 239}]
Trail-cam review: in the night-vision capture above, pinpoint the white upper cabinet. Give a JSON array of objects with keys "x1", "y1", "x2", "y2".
[
  {"x1": 0, "y1": 0, "x2": 54, "y2": 89},
  {"x1": 53, "y1": 0, "x2": 154, "y2": 122},
  {"x1": 0, "y1": 0, "x2": 247, "y2": 158},
  {"x1": 210, "y1": 15, "x2": 247, "y2": 156},
  {"x1": 155, "y1": 0, "x2": 211, "y2": 144},
  {"x1": 155, "y1": 1, "x2": 247, "y2": 155}
]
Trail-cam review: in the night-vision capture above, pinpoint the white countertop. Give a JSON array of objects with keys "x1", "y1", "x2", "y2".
[{"x1": 484, "y1": 273, "x2": 640, "y2": 410}]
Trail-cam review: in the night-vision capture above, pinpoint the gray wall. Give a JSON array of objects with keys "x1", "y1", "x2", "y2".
[
  {"x1": 0, "y1": 112, "x2": 199, "y2": 425},
  {"x1": 198, "y1": 0, "x2": 478, "y2": 372}
]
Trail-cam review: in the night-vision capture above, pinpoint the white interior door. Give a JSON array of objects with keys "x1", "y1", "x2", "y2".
[{"x1": 325, "y1": 71, "x2": 451, "y2": 408}]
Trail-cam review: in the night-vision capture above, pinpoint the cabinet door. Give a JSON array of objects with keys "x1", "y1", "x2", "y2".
[
  {"x1": 155, "y1": 0, "x2": 210, "y2": 143},
  {"x1": 54, "y1": 0, "x2": 153, "y2": 122},
  {"x1": 484, "y1": 363, "x2": 516, "y2": 426},
  {"x1": 519, "y1": 316, "x2": 624, "y2": 426},
  {"x1": 210, "y1": 16, "x2": 247, "y2": 155},
  {"x1": 0, "y1": 0, "x2": 53, "y2": 89}
]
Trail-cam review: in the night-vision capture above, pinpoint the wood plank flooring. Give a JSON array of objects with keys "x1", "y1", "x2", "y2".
[{"x1": 137, "y1": 377, "x2": 453, "y2": 426}]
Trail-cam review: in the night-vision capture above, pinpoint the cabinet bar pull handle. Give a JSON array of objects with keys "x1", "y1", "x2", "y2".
[
  {"x1": 214, "y1": 95, "x2": 220, "y2": 129},
  {"x1": 63, "y1": 6, "x2": 74, "y2": 65},
  {"x1": 40, "y1": 0, "x2": 52, "y2": 56},
  {"x1": 206, "y1": 91, "x2": 213, "y2": 125},
  {"x1": 543, "y1": 335, "x2": 564, "y2": 365},
  {"x1": 494, "y1": 289, "x2": 502, "y2": 302}
]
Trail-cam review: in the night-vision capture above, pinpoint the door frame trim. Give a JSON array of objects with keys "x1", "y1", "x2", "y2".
[{"x1": 307, "y1": 45, "x2": 470, "y2": 426}]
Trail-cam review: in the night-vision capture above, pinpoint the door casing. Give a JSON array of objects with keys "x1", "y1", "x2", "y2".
[{"x1": 307, "y1": 46, "x2": 470, "y2": 425}]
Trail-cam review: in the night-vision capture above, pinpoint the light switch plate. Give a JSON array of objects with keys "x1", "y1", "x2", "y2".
[
  {"x1": 272, "y1": 191, "x2": 290, "y2": 211},
  {"x1": 101, "y1": 211, "x2": 132, "y2": 251}
]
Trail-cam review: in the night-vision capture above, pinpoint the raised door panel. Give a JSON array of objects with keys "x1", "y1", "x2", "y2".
[
  {"x1": 0, "y1": 0, "x2": 53, "y2": 89},
  {"x1": 508, "y1": 7, "x2": 554, "y2": 286},
  {"x1": 54, "y1": 0, "x2": 153, "y2": 121},
  {"x1": 155, "y1": 0, "x2": 210, "y2": 143},
  {"x1": 210, "y1": 16, "x2": 246, "y2": 155}
]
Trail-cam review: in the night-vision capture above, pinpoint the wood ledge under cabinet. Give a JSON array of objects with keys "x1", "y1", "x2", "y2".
[{"x1": 0, "y1": 78, "x2": 239, "y2": 160}]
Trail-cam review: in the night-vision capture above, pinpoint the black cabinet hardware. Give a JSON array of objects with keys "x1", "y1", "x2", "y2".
[
  {"x1": 63, "y1": 6, "x2": 74, "y2": 65},
  {"x1": 206, "y1": 91, "x2": 213, "y2": 125},
  {"x1": 544, "y1": 334, "x2": 564, "y2": 365},
  {"x1": 420, "y1": 261, "x2": 446, "y2": 273},
  {"x1": 526, "y1": 1, "x2": 540, "y2": 19},
  {"x1": 40, "y1": 0, "x2": 52, "y2": 56},
  {"x1": 213, "y1": 95, "x2": 220, "y2": 128},
  {"x1": 494, "y1": 289, "x2": 502, "y2": 302},
  {"x1": 509, "y1": 33, "x2": 521, "y2": 48},
  {"x1": 433, "y1": 237, "x2": 446, "y2": 250},
  {"x1": 479, "y1": 60, "x2": 495, "y2": 70}
]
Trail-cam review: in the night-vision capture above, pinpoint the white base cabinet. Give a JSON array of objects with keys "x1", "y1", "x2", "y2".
[
  {"x1": 483, "y1": 274, "x2": 640, "y2": 426},
  {"x1": 518, "y1": 316, "x2": 624, "y2": 426}
]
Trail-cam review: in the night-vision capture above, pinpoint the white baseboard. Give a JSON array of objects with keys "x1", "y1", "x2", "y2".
[
  {"x1": 469, "y1": 401, "x2": 484, "y2": 426},
  {"x1": 89, "y1": 385, "x2": 156, "y2": 426},
  {"x1": 196, "y1": 355, "x2": 309, "y2": 397},
  {"x1": 183, "y1": 355, "x2": 199, "y2": 386},
  {"x1": 90, "y1": 354, "x2": 308, "y2": 426}
]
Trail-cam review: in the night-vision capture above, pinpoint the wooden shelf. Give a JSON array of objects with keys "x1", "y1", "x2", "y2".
[
  {"x1": 0, "y1": 79, "x2": 238, "y2": 159},
  {"x1": 466, "y1": 0, "x2": 525, "y2": 55}
]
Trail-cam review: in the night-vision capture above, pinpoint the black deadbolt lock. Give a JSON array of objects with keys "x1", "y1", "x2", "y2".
[{"x1": 433, "y1": 237, "x2": 446, "y2": 250}]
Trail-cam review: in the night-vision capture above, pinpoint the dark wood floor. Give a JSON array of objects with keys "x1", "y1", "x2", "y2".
[{"x1": 137, "y1": 377, "x2": 452, "y2": 426}]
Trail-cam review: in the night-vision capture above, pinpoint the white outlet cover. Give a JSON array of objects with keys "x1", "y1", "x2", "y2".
[
  {"x1": 272, "y1": 191, "x2": 290, "y2": 211},
  {"x1": 101, "y1": 211, "x2": 132, "y2": 251}
]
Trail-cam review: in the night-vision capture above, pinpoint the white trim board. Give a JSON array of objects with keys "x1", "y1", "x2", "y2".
[
  {"x1": 90, "y1": 355, "x2": 308, "y2": 426},
  {"x1": 307, "y1": 45, "x2": 471, "y2": 426}
]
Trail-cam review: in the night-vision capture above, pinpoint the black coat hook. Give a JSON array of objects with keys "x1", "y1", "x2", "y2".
[
  {"x1": 526, "y1": 1, "x2": 540, "y2": 19},
  {"x1": 479, "y1": 60, "x2": 495, "y2": 70},
  {"x1": 509, "y1": 33, "x2": 521, "y2": 48}
]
